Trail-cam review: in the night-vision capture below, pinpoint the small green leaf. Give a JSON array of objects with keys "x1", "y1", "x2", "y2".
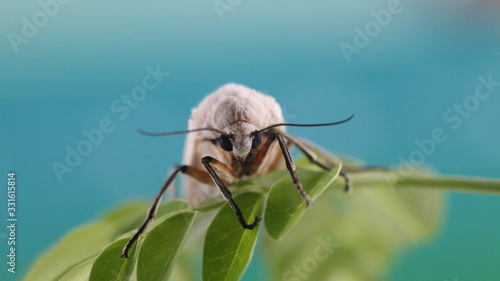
[
  {"x1": 264, "y1": 165, "x2": 342, "y2": 240},
  {"x1": 203, "y1": 192, "x2": 264, "y2": 281},
  {"x1": 137, "y1": 210, "x2": 195, "y2": 281},
  {"x1": 58, "y1": 257, "x2": 96, "y2": 281},
  {"x1": 89, "y1": 237, "x2": 137, "y2": 281}
]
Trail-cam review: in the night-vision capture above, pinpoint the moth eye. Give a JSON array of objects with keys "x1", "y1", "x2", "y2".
[
  {"x1": 219, "y1": 134, "x2": 233, "y2": 152},
  {"x1": 251, "y1": 132, "x2": 262, "y2": 149}
]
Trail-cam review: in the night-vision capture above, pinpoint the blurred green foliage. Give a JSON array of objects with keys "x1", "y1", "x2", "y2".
[{"x1": 23, "y1": 160, "x2": 500, "y2": 281}]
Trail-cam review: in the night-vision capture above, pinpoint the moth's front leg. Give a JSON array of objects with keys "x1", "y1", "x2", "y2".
[{"x1": 201, "y1": 156, "x2": 261, "y2": 230}]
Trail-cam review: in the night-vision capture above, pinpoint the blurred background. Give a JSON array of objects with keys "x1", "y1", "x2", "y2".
[{"x1": 1, "y1": 0, "x2": 499, "y2": 280}]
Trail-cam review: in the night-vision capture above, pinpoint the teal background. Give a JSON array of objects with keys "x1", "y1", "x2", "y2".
[{"x1": 1, "y1": 0, "x2": 500, "y2": 280}]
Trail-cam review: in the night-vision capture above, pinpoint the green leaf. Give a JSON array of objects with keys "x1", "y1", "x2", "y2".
[
  {"x1": 23, "y1": 202, "x2": 151, "y2": 281},
  {"x1": 58, "y1": 257, "x2": 96, "y2": 281},
  {"x1": 203, "y1": 192, "x2": 264, "y2": 281},
  {"x1": 89, "y1": 237, "x2": 138, "y2": 281},
  {"x1": 23, "y1": 221, "x2": 117, "y2": 281},
  {"x1": 22, "y1": 200, "x2": 186, "y2": 281},
  {"x1": 264, "y1": 165, "x2": 342, "y2": 240},
  {"x1": 264, "y1": 179, "x2": 445, "y2": 281},
  {"x1": 137, "y1": 210, "x2": 195, "y2": 281}
]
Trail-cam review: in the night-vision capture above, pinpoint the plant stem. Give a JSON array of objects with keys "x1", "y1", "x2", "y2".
[{"x1": 350, "y1": 172, "x2": 500, "y2": 195}]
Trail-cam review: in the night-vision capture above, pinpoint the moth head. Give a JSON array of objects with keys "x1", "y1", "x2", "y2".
[{"x1": 219, "y1": 122, "x2": 262, "y2": 158}]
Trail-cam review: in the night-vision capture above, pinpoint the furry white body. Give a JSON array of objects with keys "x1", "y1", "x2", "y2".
[{"x1": 183, "y1": 83, "x2": 285, "y2": 206}]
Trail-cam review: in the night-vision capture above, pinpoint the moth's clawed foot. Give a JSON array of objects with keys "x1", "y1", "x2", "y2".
[
  {"x1": 121, "y1": 247, "x2": 130, "y2": 259},
  {"x1": 120, "y1": 239, "x2": 135, "y2": 259},
  {"x1": 304, "y1": 194, "x2": 314, "y2": 207},
  {"x1": 242, "y1": 216, "x2": 261, "y2": 230},
  {"x1": 340, "y1": 171, "x2": 353, "y2": 193},
  {"x1": 344, "y1": 182, "x2": 353, "y2": 193}
]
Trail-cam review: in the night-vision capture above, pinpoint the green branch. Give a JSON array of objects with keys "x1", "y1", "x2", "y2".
[{"x1": 350, "y1": 171, "x2": 500, "y2": 195}]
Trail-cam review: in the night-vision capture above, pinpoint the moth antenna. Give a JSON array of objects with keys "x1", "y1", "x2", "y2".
[
  {"x1": 138, "y1": 127, "x2": 226, "y2": 137},
  {"x1": 257, "y1": 114, "x2": 355, "y2": 133}
]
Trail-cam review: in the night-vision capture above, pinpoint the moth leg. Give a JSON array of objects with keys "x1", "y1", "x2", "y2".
[
  {"x1": 201, "y1": 156, "x2": 261, "y2": 230},
  {"x1": 121, "y1": 166, "x2": 184, "y2": 258},
  {"x1": 121, "y1": 162, "x2": 238, "y2": 258},
  {"x1": 275, "y1": 133, "x2": 314, "y2": 206},
  {"x1": 281, "y1": 132, "x2": 352, "y2": 193}
]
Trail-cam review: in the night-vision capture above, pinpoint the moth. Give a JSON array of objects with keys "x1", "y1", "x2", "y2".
[{"x1": 121, "y1": 83, "x2": 353, "y2": 258}]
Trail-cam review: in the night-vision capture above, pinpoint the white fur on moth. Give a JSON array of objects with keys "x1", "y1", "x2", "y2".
[{"x1": 183, "y1": 83, "x2": 285, "y2": 206}]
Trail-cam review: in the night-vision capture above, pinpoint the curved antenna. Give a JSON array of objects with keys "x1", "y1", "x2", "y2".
[
  {"x1": 256, "y1": 114, "x2": 355, "y2": 134},
  {"x1": 138, "y1": 127, "x2": 226, "y2": 137}
]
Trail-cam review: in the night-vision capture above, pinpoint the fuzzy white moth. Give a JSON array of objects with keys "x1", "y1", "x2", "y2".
[
  {"x1": 183, "y1": 84, "x2": 286, "y2": 207},
  {"x1": 121, "y1": 83, "x2": 353, "y2": 258}
]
